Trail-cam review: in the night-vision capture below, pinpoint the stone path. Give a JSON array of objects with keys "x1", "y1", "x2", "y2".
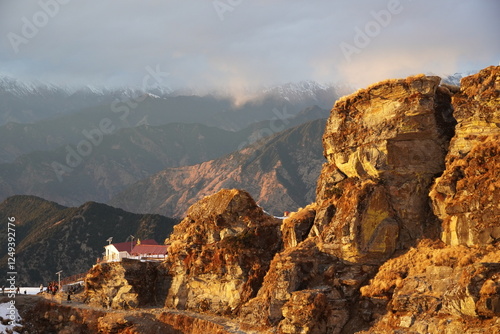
[{"x1": 25, "y1": 293, "x2": 264, "y2": 334}]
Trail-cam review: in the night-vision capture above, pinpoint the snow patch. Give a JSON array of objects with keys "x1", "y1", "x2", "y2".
[{"x1": 0, "y1": 302, "x2": 22, "y2": 333}]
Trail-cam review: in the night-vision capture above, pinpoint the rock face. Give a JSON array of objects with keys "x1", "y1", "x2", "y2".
[
  {"x1": 431, "y1": 66, "x2": 500, "y2": 246},
  {"x1": 163, "y1": 189, "x2": 282, "y2": 315},
  {"x1": 360, "y1": 240, "x2": 500, "y2": 333},
  {"x1": 237, "y1": 67, "x2": 499, "y2": 333},
  {"x1": 239, "y1": 239, "x2": 372, "y2": 333},
  {"x1": 312, "y1": 74, "x2": 455, "y2": 263},
  {"x1": 356, "y1": 66, "x2": 500, "y2": 333}
]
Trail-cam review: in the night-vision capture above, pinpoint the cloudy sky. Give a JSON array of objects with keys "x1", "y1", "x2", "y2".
[{"x1": 0, "y1": 0, "x2": 498, "y2": 93}]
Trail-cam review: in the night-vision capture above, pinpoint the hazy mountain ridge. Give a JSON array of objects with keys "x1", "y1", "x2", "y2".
[
  {"x1": 110, "y1": 118, "x2": 327, "y2": 217},
  {"x1": 0, "y1": 94, "x2": 234, "y2": 163},
  {"x1": 0, "y1": 77, "x2": 338, "y2": 163},
  {"x1": 0, "y1": 75, "x2": 342, "y2": 127},
  {"x1": 0, "y1": 75, "x2": 150, "y2": 126},
  {"x1": 0, "y1": 195, "x2": 178, "y2": 285},
  {"x1": 0, "y1": 106, "x2": 328, "y2": 208},
  {"x1": 0, "y1": 122, "x2": 247, "y2": 206}
]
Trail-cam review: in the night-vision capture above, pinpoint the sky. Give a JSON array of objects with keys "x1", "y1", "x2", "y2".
[{"x1": 0, "y1": 0, "x2": 499, "y2": 94}]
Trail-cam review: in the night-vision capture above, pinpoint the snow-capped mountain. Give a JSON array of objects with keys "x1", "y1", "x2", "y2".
[
  {"x1": 0, "y1": 75, "x2": 347, "y2": 126},
  {"x1": 263, "y1": 81, "x2": 333, "y2": 101},
  {"x1": 0, "y1": 76, "x2": 64, "y2": 97},
  {"x1": 440, "y1": 70, "x2": 478, "y2": 86},
  {"x1": 0, "y1": 75, "x2": 174, "y2": 98},
  {"x1": 0, "y1": 75, "x2": 175, "y2": 125}
]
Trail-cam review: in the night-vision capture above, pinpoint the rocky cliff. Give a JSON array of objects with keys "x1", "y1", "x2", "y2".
[
  {"x1": 431, "y1": 66, "x2": 500, "y2": 247},
  {"x1": 79, "y1": 66, "x2": 499, "y2": 334},
  {"x1": 312, "y1": 73, "x2": 456, "y2": 263},
  {"x1": 232, "y1": 72, "x2": 460, "y2": 333}
]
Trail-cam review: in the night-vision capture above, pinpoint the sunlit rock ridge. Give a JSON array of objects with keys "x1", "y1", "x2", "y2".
[{"x1": 19, "y1": 66, "x2": 499, "y2": 334}]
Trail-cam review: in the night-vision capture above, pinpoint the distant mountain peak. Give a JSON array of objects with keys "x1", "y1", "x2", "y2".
[
  {"x1": 0, "y1": 75, "x2": 60, "y2": 97},
  {"x1": 261, "y1": 80, "x2": 333, "y2": 102}
]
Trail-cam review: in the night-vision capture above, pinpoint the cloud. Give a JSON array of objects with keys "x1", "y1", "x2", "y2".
[{"x1": 0, "y1": 0, "x2": 498, "y2": 91}]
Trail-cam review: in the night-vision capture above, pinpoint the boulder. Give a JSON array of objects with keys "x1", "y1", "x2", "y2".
[
  {"x1": 163, "y1": 189, "x2": 282, "y2": 315},
  {"x1": 84, "y1": 259, "x2": 168, "y2": 310}
]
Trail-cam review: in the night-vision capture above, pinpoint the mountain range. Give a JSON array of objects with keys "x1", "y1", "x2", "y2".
[
  {"x1": 110, "y1": 118, "x2": 326, "y2": 217},
  {"x1": 0, "y1": 106, "x2": 328, "y2": 210},
  {"x1": 0, "y1": 75, "x2": 344, "y2": 125}
]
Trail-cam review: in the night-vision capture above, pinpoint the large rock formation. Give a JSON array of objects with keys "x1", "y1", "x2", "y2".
[
  {"x1": 163, "y1": 189, "x2": 282, "y2": 315},
  {"x1": 239, "y1": 67, "x2": 499, "y2": 332},
  {"x1": 357, "y1": 66, "x2": 500, "y2": 333},
  {"x1": 430, "y1": 66, "x2": 500, "y2": 246},
  {"x1": 312, "y1": 74, "x2": 455, "y2": 263}
]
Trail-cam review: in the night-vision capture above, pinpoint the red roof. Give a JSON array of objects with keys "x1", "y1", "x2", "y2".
[
  {"x1": 140, "y1": 239, "x2": 159, "y2": 245},
  {"x1": 131, "y1": 244, "x2": 168, "y2": 255},
  {"x1": 110, "y1": 241, "x2": 134, "y2": 252},
  {"x1": 109, "y1": 239, "x2": 158, "y2": 252}
]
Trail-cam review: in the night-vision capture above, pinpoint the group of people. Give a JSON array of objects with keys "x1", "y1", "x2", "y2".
[
  {"x1": 45, "y1": 281, "x2": 60, "y2": 295},
  {"x1": 1, "y1": 282, "x2": 83, "y2": 301},
  {"x1": 1, "y1": 285, "x2": 20, "y2": 295},
  {"x1": 40, "y1": 281, "x2": 83, "y2": 303}
]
